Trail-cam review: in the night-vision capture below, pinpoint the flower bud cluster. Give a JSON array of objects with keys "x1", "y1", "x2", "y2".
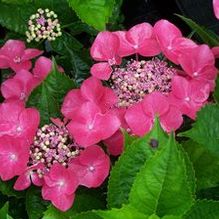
[
  {"x1": 111, "y1": 58, "x2": 177, "y2": 107},
  {"x1": 29, "y1": 123, "x2": 80, "y2": 176},
  {"x1": 26, "y1": 8, "x2": 62, "y2": 42}
]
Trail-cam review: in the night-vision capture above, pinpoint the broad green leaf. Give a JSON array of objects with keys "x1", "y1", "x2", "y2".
[
  {"x1": 1, "y1": 0, "x2": 30, "y2": 4},
  {"x1": 162, "y1": 216, "x2": 181, "y2": 219},
  {"x1": 129, "y1": 134, "x2": 194, "y2": 217},
  {"x1": 122, "y1": 130, "x2": 138, "y2": 149},
  {"x1": 183, "y1": 140, "x2": 219, "y2": 190},
  {"x1": 97, "y1": 205, "x2": 149, "y2": 219},
  {"x1": 180, "y1": 104, "x2": 219, "y2": 155},
  {"x1": 0, "y1": 202, "x2": 13, "y2": 219},
  {"x1": 67, "y1": 0, "x2": 115, "y2": 30},
  {"x1": 107, "y1": 118, "x2": 168, "y2": 208},
  {"x1": 184, "y1": 200, "x2": 219, "y2": 219},
  {"x1": 213, "y1": 77, "x2": 219, "y2": 103},
  {"x1": 177, "y1": 14, "x2": 219, "y2": 47},
  {"x1": 51, "y1": 32, "x2": 83, "y2": 54},
  {"x1": 27, "y1": 60, "x2": 76, "y2": 125},
  {"x1": 70, "y1": 211, "x2": 102, "y2": 219},
  {"x1": 25, "y1": 187, "x2": 48, "y2": 219}
]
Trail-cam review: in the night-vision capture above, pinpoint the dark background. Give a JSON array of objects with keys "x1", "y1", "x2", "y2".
[{"x1": 122, "y1": 0, "x2": 219, "y2": 35}]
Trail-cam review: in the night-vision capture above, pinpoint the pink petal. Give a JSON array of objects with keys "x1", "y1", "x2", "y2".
[
  {"x1": 125, "y1": 102, "x2": 152, "y2": 136},
  {"x1": 0, "y1": 40, "x2": 25, "y2": 58},
  {"x1": 61, "y1": 89, "x2": 84, "y2": 119},
  {"x1": 90, "y1": 31, "x2": 120, "y2": 61},
  {"x1": 14, "y1": 172, "x2": 31, "y2": 190},
  {"x1": 212, "y1": 46, "x2": 219, "y2": 58},
  {"x1": 126, "y1": 23, "x2": 153, "y2": 47},
  {"x1": 0, "y1": 55, "x2": 9, "y2": 68},
  {"x1": 10, "y1": 60, "x2": 32, "y2": 72},
  {"x1": 103, "y1": 130, "x2": 124, "y2": 156},
  {"x1": 70, "y1": 145, "x2": 110, "y2": 188},
  {"x1": 90, "y1": 62, "x2": 112, "y2": 80},
  {"x1": 113, "y1": 31, "x2": 134, "y2": 57},
  {"x1": 33, "y1": 56, "x2": 52, "y2": 81},
  {"x1": 142, "y1": 92, "x2": 169, "y2": 117},
  {"x1": 213, "y1": 0, "x2": 219, "y2": 19},
  {"x1": 154, "y1": 20, "x2": 182, "y2": 49},
  {"x1": 22, "y1": 48, "x2": 43, "y2": 60},
  {"x1": 138, "y1": 38, "x2": 161, "y2": 57},
  {"x1": 171, "y1": 76, "x2": 189, "y2": 99},
  {"x1": 160, "y1": 106, "x2": 183, "y2": 132},
  {"x1": 81, "y1": 76, "x2": 105, "y2": 102}
]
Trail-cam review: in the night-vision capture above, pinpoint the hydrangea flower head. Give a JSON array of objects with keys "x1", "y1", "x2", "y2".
[{"x1": 26, "y1": 8, "x2": 62, "y2": 42}]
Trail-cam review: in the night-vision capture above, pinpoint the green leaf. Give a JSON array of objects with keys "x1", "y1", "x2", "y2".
[
  {"x1": 0, "y1": 180, "x2": 24, "y2": 198},
  {"x1": 184, "y1": 200, "x2": 219, "y2": 219},
  {"x1": 176, "y1": 14, "x2": 219, "y2": 47},
  {"x1": 70, "y1": 211, "x2": 102, "y2": 219},
  {"x1": 122, "y1": 130, "x2": 138, "y2": 149},
  {"x1": 180, "y1": 104, "x2": 219, "y2": 155},
  {"x1": 183, "y1": 140, "x2": 219, "y2": 190},
  {"x1": 129, "y1": 134, "x2": 194, "y2": 217},
  {"x1": 1, "y1": 0, "x2": 30, "y2": 4},
  {"x1": 213, "y1": 77, "x2": 219, "y2": 103},
  {"x1": 97, "y1": 205, "x2": 149, "y2": 219},
  {"x1": 67, "y1": 0, "x2": 115, "y2": 30},
  {"x1": 26, "y1": 187, "x2": 48, "y2": 219},
  {"x1": 107, "y1": 118, "x2": 168, "y2": 208},
  {"x1": 0, "y1": 202, "x2": 13, "y2": 219},
  {"x1": 27, "y1": 60, "x2": 76, "y2": 125}
]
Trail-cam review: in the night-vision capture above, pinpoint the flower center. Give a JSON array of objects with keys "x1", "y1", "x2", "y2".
[
  {"x1": 29, "y1": 123, "x2": 81, "y2": 176},
  {"x1": 13, "y1": 56, "x2": 21, "y2": 63},
  {"x1": 110, "y1": 58, "x2": 177, "y2": 107}
]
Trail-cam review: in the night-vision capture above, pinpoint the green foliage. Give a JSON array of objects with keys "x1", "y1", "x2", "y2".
[
  {"x1": 27, "y1": 60, "x2": 76, "y2": 125},
  {"x1": 0, "y1": 180, "x2": 24, "y2": 198},
  {"x1": 0, "y1": 202, "x2": 13, "y2": 219},
  {"x1": 129, "y1": 134, "x2": 194, "y2": 217},
  {"x1": 214, "y1": 77, "x2": 219, "y2": 103},
  {"x1": 180, "y1": 104, "x2": 219, "y2": 155},
  {"x1": 107, "y1": 118, "x2": 168, "y2": 208},
  {"x1": 183, "y1": 140, "x2": 219, "y2": 190},
  {"x1": 67, "y1": 0, "x2": 115, "y2": 30},
  {"x1": 177, "y1": 14, "x2": 219, "y2": 46},
  {"x1": 25, "y1": 187, "x2": 48, "y2": 219},
  {"x1": 97, "y1": 205, "x2": 149, "y2": 219},
  {"x1": 184, "y1": 200, "x2": 219, "y2": 219}
]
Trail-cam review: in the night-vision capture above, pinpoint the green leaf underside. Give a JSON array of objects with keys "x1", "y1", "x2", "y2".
[
  {"x1": 67, "y1": 0, "x2": 115, "y2": 30},
  {"x1": 107, "y1": 118, "x2": 168, "y2": 208},
  {"x1": 129, "y1": 134, "x2": 194, "y2": 217},
  {"x1": 180, "y1": 104, "x2": 219, "y2": 156},
  {"x1": 0, "y1": 202, "x2": 13, "y2": 219},
  {"x1": 177, "y1": 14, "x2": 219, "y2": 47},
  {"x1": 27, "y1": 60, "x2": 76, "y2": 126},
  {"x1": 184, "y1": 200, "x2": 219, "y2": 219}
]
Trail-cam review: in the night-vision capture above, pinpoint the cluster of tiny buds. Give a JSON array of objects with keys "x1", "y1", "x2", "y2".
[
  {"x1": 111, "y1": 58, "x2": 177, "y2": 107},
  {"x1": 29, "y1": 123, "x2": 80, "y2": 176},
  {"x1": 26, "y1": 8, "x2": 62, "y2": 42}
]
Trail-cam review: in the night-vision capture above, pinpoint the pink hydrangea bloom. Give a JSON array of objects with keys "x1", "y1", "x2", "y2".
[
  {"x1": 14, "y1": 163, "x2": 44, "y2": 190},
  {"x1": 87, "y1": 19, "x2": 217, "y2": 144},
  {"x1": 0, "y1": 100, "x2": 40, "y2": 142},
  {"x1": 213, "y1": 0, "x2": 219, "y2": 19},
  {"x1": 69, "y1": 145, "x2": 110, "y2": 188},
  {"x1": 0, "y1": 136, "x2": 29, "y2": 181},
  {"x1": 114, "y1": 22, "x2": 160, "y2": 57},
  {"x1": 125, "y1": 92, "x2": 183, "y2": 135},
  {"x1": 42, "y1": 163, "x2": 78, "y2": 211},
  {"x1": 1, "y1": 69, "x2": 36, "y2": 101},
  {"x1": 90, "y1": 31, "x2": 121, "y2": 80},
  {"x1": 0, "y1": 40, "x2": 42, "y2": 72}
]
